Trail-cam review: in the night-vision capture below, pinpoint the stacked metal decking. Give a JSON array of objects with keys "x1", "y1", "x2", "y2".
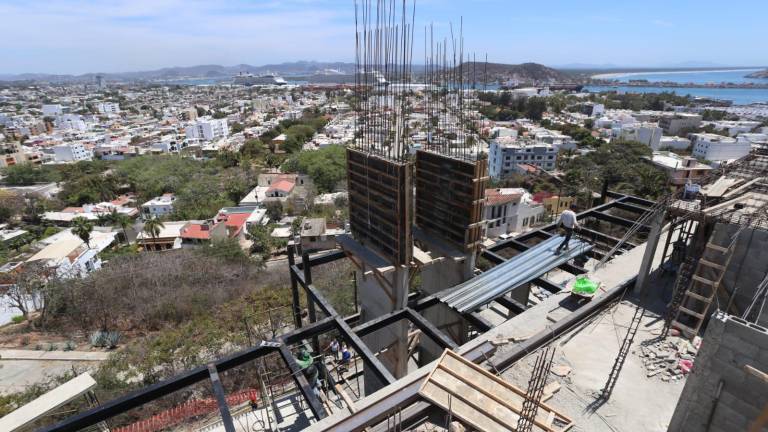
[{"x1": 441, "y1": 235, "x2": 592, "y2": 313}]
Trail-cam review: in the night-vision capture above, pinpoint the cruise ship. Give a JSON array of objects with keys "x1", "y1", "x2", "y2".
[{"x1": 233, "y1": 72, "x2": 288, "y2": 86}]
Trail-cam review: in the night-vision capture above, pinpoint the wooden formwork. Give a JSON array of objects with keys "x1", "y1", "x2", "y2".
[
  {"x1": 346, "y1": 147, "x2": 413, "y2": 266},
  {"x1": 414, "y1": 150, "x2": 488, "y2": 252}
]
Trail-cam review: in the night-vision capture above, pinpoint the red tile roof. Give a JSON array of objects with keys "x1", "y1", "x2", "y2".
[
  {"x1": 180, "y1": 223, "x2": 213, "y2": 240},
  {"x1": 267, "y1": 179, "x2": 295, "y2": 194},
  {"x1": 485, "y1": 189, "x2": 521, "y2": 206}
]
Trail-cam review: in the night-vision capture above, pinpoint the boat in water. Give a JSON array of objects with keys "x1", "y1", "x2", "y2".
[{"x1": 233, "y1": 72, "x2": 288, "y2": 86}]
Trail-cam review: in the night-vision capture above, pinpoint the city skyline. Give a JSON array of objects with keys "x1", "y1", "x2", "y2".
[{"x1": 1, "y1": 0, "x2": 767, "y2": 75}]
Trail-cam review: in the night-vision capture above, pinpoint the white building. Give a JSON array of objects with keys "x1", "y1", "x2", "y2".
[
  {"x1": 690, "y1": 133, "x2": 751, "y2": 163},
  {"x1": 141, "y1": 194, "x2": 176, "y2": 218},
  {"x1": 484, "y1": 188, "x2": 545, "y2": 237},
  {"x1": 42, "y1": 104, "x2": 63, "y2": 117},
  {"x1": 659, "y1": 136, "x2": 691, "y2": 151},
  {"x1": 659, "y1": 113, "x2": 702, "y2": 135},
  {"x1": 617, "y1": 123, "x2": 663, "y2": 150},
  {"x1": 53, "y1": 143, "x2": 92, "y2": 162},
  {"x1": 488, "y1": 137, "x2": 557, "y2": 178},
  {"x1": 96, "y1": 102, "x2": 120, "y2": 114},
  {"x1": 185, "y1": 117, "x2": 229, "y2": 141},
  {"x1": 27, "y1": 229, "x2": 117, "y2": 279}
]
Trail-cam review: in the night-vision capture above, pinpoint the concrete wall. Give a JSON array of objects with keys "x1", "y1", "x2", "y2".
[
  {"x1": 418, "y1": 254, "x2": 475, "y2": 364},
  {"x1": 709, "y1": 223, "x2": 768, "y2": 326},
  {"x1": 668, "y1": 312, "x2": 768, "y2": 432}
]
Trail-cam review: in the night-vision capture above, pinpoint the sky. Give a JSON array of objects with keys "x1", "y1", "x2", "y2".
[{"x1": 1, "y1": 0, "x2": 766, "y2": 75}]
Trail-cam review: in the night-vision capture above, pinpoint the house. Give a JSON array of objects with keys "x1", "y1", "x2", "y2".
[
  {"x1": 27, "y1": 229, "x2": 117, "y2": 278},
  {"x1": 650, "y1": 151, "x2": 712, "y2": 189},
  {"x1": 141, "y1": 194, "x2": 176, "y2": 219},
  {"x1": 43, "y1": 198, "x2": 139, "y2": 225},
  {"x1": 266, "y1": 180, "x2": 295, "y2": 198},
  {"x1": 532, "y1": 192, "x2": 575, "y2": 217},
  {"x1": 136, "y1": 221, "x2": 187, "y2": 251},
  {"x1": 300, "y1": 218, "x2": 344, "y2": 252},
  {"x1": 0, "y1": 227, "x2": 29, "y2": 247},
  {"x1": 179, "y1": 220, "x2": 227, "y2": 246},
  {"x1": 271, "y1": 134, "x2": 288, "y2": 153},
  {"x1": 484, "y1": 188, "x2": 545, "y2": 238}
]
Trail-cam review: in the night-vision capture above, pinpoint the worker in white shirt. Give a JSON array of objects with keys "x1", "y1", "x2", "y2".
[{"x1": 554, "y1": 204, "x2": 579, "y2": 255}]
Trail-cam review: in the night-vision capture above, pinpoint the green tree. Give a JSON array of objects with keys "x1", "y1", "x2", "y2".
[
  {"x1": 247, "y1": 224, "x2": 279, "y2": 261},
  {"x1": 265, "y1": 201, "x2": 283, "y2": 222},
  {"x1": 71, "y1": 217, "x2": 94, "y2": 248},
  {"x1": 99, "y1": 209, "x2": 132, "y2": 244}
]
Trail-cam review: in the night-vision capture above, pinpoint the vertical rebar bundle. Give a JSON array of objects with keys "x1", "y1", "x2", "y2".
[
  {"x1": 353, "y1": 0, "x2": 486, "y2": 162},
  {"x1": 516, "y1": 347, "x2": 555, "y2": 432}
]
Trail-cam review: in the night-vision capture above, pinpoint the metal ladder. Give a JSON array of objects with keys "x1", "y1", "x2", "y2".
[{"x1": 670, "y1": 237, "x2": 736, "y2": 339}]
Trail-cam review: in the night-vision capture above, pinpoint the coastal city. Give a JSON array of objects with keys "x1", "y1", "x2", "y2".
[{"x1": 1, "y1": 1, "x2": 768, "y2": 432}]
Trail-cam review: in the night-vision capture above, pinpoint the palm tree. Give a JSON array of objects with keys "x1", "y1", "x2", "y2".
[
  {"x1": 71, "y1": 216, "x2": 94, "y2": 248},
  {"x1": 99, "y1": 209, "x2": 132, "y2": 244},
  {"x1": 142, "y1": 218, "x2": 165, "y2": 250}
]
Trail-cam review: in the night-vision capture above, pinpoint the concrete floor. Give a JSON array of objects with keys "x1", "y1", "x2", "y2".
[{"x1": 501, "y1": 295, "x2": 685, "y2": 432}]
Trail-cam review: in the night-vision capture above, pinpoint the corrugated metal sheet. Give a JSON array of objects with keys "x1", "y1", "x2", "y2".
[{"x1": 441, "y1": 235, "x2": 591, "y2": 312}]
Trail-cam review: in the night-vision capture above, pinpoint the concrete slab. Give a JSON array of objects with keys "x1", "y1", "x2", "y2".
[{"x1": 0, "y1": 350, "x2": 110, "y2": 361}]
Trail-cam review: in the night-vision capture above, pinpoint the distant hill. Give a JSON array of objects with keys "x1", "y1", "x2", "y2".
[
  {"x1": 451, "y1": 62, "x2": 572, "y2": 84},
  {"x1": 747, "y1": 69, "x2": 768, "y2": 79},
  {"x1": 0, "y1": 61, "x2": 358, "y2": 83},
  {"x1": 0, "y1": 61, "x2": 572, "y2": 84}
]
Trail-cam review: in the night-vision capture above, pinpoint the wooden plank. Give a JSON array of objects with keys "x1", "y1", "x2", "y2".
[
  {"x1": 692, "y1": 275, "x2": 717, "y2": 286},
  {"x1": 699, "y1": 259, "x2": 726, "y2": 271},
  {"x1": 418, "y1": 350, "x2": 573, "y2": 432},
  {"x1": 0, "y1": 373, "x2": 96, "y2": 432},
  {"x1": 678, "y1": 306, "x2": 705, "y2": 319},
  {"x1": 706, "y1": 242, "x2": 729, "y2": 253},
  {"x1": 685, "y1": 291, "x2": 711, "y2": 302}
]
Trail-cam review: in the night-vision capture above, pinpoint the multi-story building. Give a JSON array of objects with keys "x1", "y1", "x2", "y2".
[
  {"x1": 96, "y1": 102, "x2": 120, "y2": 114},
  {"x1": 488, "y1": 137, "x2": 557, "y2": 178},
  {"x1": 690, "y1": 133, "x2": 751, "y2": 163},
  {"x1": 53, "y1": 143, "x2": 92, "y2": 162},
  {"x1": 185, "y1": 117, "x2": 229, "y2": 141},
  {"x1": 617, "y1": 122, "x2": 663, "y2": 150},
  {"x1": 659, "y1": 113, "x2": 702, "y2": 135},
  {"x1": 484, "y1": 188, "x2": 545, "y2": 237}
]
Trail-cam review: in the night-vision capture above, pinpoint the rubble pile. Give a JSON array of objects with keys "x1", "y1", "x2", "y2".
[{"x1": 635, "y1": 335, "x2": 701, "y2": 382}]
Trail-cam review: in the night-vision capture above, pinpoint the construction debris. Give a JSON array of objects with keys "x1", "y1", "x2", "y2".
[
  {"x1": 635, "y1": 336, "x2": 701, "y2": 382},
  {"x1": 551, "y1": 365, "x2": 572, "y2": 378}
]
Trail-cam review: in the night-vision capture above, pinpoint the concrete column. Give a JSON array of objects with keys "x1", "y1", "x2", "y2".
[
  {"x1": 634, "y1": 209, "x2": 666, "y2": 295},
  {"x1": 358, "y1": 265, "x2": 409, "y2": 395},
  {"x1": 418, "y1": 251, "x2": 476, "y2": 364}
]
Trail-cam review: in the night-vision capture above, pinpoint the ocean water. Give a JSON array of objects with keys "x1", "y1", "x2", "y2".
[
  {"x1": 584, "y1": 85, "x2": 768, "y2": 105},
  {"x1": 586, "y1": 69, "x2": 768, "y2": 105},
  {"x1": 594, "y1": 69, "x2": 767, "y2": 85}
]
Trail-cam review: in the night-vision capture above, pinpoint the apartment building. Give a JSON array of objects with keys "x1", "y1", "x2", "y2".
[
  {"x1": 488, "y1": 137, "x2": 557, "y2": 178},
  {"x1": 185, "y1": 117, "x2": 229, "y2": 141},
  {"x1": 659, "y1": 113, "x2": 702, "y2": 135},
  {"x1": 96, "y1": 102, "x2": 120, "y2": 114},
  {"x1": 617, "y1": 122, "x2": 663, "y2": 150},
  {"x1": 53, "y1": 143, "x2": 92, "y2": 162},
  {"x1": 690, "y1": 133, "x2": 751, "y2": 163}
]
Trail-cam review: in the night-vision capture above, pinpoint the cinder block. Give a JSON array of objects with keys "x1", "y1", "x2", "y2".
[
  {"x1": 719, "y1": 390, "x2": 760, "y2": 420},
  {"x1": 725, "y1": 316, "x2": 764, "y2": 343},
  {"x1": 711, "y1": 402, "x2": 749, "y2": 432},
  {"x1": 719, "y1": 334, "x2": 760, "y2": 358}
]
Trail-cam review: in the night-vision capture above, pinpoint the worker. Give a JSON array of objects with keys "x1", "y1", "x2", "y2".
[
  {"x1": 340, "y1": 343, "x2": 351, "y2": 371},
  {"x1": 297, "y1": 349, "x2": 320, "y2": 389},
  {"x1": 554, "y1": 204, "x2": 579, "y2": 255},
  {"x1": 329, "y1": 338, "x2": 340, "y2": 361}
]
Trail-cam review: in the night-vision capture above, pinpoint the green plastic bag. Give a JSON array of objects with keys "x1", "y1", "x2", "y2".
[{"x1": 572, "y1": 276, "x2": 598, "y2": 295}]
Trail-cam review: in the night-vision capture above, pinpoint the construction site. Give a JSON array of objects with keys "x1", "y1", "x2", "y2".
[{"x1": 6, "y1": 2, "x2": 768, "y2": 432}]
